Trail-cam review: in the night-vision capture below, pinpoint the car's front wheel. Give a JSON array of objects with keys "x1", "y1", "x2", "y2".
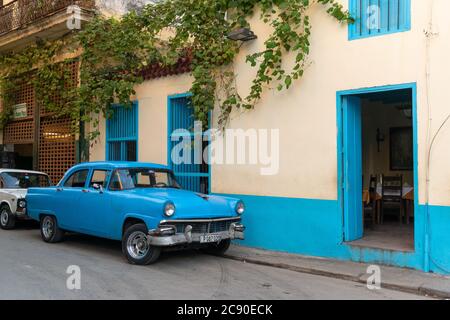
[
  {"x1": 122, "y1": 223, "x2": 161, "y2": 265},
  {"x1": 40, "y1": 215, "x2": 65, "y2": 243},
  {"x1": 202, "y1": 239, "x2": 231, "y2": 256},
  {"x1": 0, "y1": 205, "x2": 15, "y2": 230}
]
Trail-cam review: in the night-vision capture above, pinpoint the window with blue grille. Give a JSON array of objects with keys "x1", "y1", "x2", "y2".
[
  {"x1": 349, "y1": 0, "x2": 411, "y2": 40},
  {"x1": 168, "y1": 94, "x2": 210, "y2": 194},
  {"x1": 106, "y1": 102, "x2": 138, "y2": 161}
]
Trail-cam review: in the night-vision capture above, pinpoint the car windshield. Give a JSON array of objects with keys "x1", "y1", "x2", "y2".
[
  {"x1": 0, "y1": 172, "x2": 51, "y2": 189},
  {"x1": 109, "y1": 168, "x2": 181, "y2": 190}
]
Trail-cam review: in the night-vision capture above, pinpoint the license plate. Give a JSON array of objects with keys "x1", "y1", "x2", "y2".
[{"x1": 200, "y1": 233, "x2": 222, "y2": 243}]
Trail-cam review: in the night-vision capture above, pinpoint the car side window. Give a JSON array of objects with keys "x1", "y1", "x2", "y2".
[
  {"x1": 89, "y1": 170, "x2": 109, "y2": 188},
  {"x1": 109, "y1": 170, "x2": 125, "y2": 190},
  {"x1": 63, "y1": 170, "x2": 89, "y2": 188}
]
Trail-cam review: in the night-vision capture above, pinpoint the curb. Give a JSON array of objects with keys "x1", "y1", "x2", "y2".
[{"x1": 222, "y1": 254, "x2": 450, "y2": 299}]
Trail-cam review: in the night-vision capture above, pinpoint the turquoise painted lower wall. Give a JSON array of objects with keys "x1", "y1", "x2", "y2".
[
  {"x1": 426, "y1": 205, "x2": 450, "y2": 274},
  {"x1": 217, "y1": 193, "x2": 450, "y2": 275}
]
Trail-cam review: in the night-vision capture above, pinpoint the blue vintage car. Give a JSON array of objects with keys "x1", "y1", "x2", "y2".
[{"x1": 26, "y1": 162, "x2": 245, "y2": 265}]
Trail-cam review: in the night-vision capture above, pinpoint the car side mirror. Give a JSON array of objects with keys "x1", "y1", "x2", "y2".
[{"x1": 92, "y1": 183, "x2": 104, "y2": 194}]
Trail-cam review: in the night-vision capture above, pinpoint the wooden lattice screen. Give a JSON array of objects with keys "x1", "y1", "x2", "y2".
[
  {"x1": 39, "y1": 60, "x2": 78, "y2": 182},
  {"x1": 3, "y1": 61, "x2": 78, "y2": 182},
  {"x1": 39, "y1": 117, "x2": 75, "y2": 184},
  {"x1": 3, "y1": 120, "x2": 34, "y2": 144},
  {"x1": 3, "y1": 80, "x2": 34, "y2": 144}
]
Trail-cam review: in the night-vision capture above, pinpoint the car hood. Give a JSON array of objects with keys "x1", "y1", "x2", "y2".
[
  {"x1": 126, "y1": 188, "x2": 240, "y2": 219},
  {"x1": 1, "y1": 189, "x2": 27, "y2": 199}
]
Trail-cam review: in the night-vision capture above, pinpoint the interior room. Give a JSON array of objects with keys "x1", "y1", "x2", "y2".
[
  {"x1": 1, "y1": 143, "x2": 33, "y2": 170},
  {"x1": 351, "y1": 89, "x2": 415, "y2": 252},
  {"x1": 13, "y1": 143, "x2": 33, "y2": 170}
]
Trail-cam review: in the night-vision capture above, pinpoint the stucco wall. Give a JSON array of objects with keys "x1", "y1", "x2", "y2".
[
  {"x1": 89, "y1": 0, "x2": 450, "y2": 207},
  {"x1": 212, "y1": 1, "x2": 423, "y2": 202}
]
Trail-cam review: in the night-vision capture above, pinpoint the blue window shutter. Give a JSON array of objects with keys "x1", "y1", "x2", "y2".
[
  {"x1": 354, "y1": 0, "x2": 362, "y2": 35},
  {"x1": 106, "y1": 102, "x2": 138, "y2": 161},
  {"x1": 379, "y1": 0, "x2": 389, "y2": 33},
  {"x1": 388, "y1": 0, "x2": 399, "y2": 31},
  {"x1": 349, "y1": 0, "x2": 411, "y2": 40},
  {"x1": 360, "y1": 0, "x2": 370, "y2": 36},
  {"x1": 168, "y1": 95, "x2": 210, "y2": 194}
]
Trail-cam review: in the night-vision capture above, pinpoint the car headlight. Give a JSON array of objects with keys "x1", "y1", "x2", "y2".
[
  {"x1": 235, "y1": 201, "x2": 245, "y2": 215},
  {"x1": 164, "y1": 202, "x2": 176, "y2": 217},
  {"x1": 18, "y1": 199, "x2": 27, "y2": 209}
]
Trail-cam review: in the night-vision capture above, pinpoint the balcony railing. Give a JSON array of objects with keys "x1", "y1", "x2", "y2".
[{"x1": 0, "y1": 0, "x2": 95, "y2": 36}]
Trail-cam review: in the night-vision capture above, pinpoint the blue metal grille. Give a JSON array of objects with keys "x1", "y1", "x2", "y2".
[
  {"x1": 349, "y1": 0, "x2": 411, "y2": 40},
  {"x1": 106, "y1": 103, "x2": 138, "y2": 161},
  {"x1": 168, "y1": 95, "x2": 210, "y2": 193}
]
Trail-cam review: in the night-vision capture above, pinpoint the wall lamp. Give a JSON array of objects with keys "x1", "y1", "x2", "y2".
[{"x1": 227, "y1": 28, "x2": 257, "y2": 42}]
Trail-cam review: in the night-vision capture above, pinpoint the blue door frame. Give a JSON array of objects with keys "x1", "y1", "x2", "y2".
[
  {"x1": 337, "y1": 83, "x2": 418, "y2": 247},
  {"x1": 342, "y1": 96, "x2": 363, "y2": 241}
]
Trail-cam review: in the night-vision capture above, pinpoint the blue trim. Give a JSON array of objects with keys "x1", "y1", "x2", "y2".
[
  {"x1": 336, "y1": 82, "x2": 419, "y2": 250},
  {"x1": 214, "y1": 192, "x2": 450, "y2": 274},
  {"x1": 207, "y1": 110, "x2": 212, "y2": 194},
  {"x1": 106, "y1": 137, "x2": 138, "y2": 142},
  {"x1": 175, "y1": 173, "x2": 210, "y2": 177},
  {"x1": 348, "y1": 0, "x2": 411, "y2": 41},
  {"x1": 136, "y1": 100, "x2": 139, "y2": 162}
]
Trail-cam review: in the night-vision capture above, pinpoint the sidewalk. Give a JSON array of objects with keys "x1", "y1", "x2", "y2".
[{"x1": 224, "y1": 244, "x2": 450, "y2": 299}]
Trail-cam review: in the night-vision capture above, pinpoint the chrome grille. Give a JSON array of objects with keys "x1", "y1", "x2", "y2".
[{"x1": 162, "y1": 218, "x2": 239, "y2": 234}]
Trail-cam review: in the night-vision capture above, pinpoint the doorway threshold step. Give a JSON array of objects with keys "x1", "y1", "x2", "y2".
[{"x1": 347, "y1": 238, "x2": 415, "y2": 253}]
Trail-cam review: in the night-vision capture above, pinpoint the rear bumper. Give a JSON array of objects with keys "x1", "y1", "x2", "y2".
[{"x1": 147, "y1": 218, "x2": 245, "y2": 247}]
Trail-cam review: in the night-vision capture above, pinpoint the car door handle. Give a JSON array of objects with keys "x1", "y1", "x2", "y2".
[
  {"x1": 82, "y1": 189, "x2": 90, "y2": 193},
  {"x1": 56, "y1": 188, "x2": 63, "y2": 192}
]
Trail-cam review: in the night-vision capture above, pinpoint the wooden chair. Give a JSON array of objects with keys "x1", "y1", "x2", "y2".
[
  {"x1": 368, "y1": 175, "x2": 379, "y2": 225},
  {"x1": 381, "y1": 175, "x2": 403, "y2": 224},
  {"x1": 363, "y1": 175, "x2": 378, "y2": 229}
]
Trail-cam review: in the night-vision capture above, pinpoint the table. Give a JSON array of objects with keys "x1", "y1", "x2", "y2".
[{"x1": 363, "y1": 186, "x2": 414, "y2": 225}]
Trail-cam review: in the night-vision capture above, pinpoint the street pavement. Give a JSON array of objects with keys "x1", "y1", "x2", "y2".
[{"x1": 0, "y1": 222, "x2": 432, "y2": 300}]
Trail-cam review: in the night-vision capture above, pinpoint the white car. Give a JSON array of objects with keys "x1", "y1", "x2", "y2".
[{"x1": 0, "y1": 169, "x2": 51, "y2": 230}]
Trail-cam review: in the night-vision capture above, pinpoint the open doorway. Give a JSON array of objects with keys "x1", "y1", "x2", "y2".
[
  {"x1": 1, "y1": 144, "x2": 34, "y2": 170},
  {"x1": 340, "y1": 85, "x2": 415, "y2": 252},
  {"x1": 13, "y1": 144, "x2": 34, "y2": 170}
]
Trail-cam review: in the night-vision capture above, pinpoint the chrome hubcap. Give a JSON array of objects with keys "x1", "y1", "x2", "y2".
[
  {"x1": 0, "y1": 210, "x2": 8, "y2": 226},
  {"x1": 42, "y1": 217, "x2": 54, "y2": 239},
  {"x1": 127, "y1": 231, "x2": 150, "y2": 259}
]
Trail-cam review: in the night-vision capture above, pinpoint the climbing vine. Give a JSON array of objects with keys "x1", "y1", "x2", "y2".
[
  {"x1": 0, "y1": 0, "x2": 352, "y2": 138},
  {"x1": 0, "y1": 36, "x2": 79, "y2": 127}
]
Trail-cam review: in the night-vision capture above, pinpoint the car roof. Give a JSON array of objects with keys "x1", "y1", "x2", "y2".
[
  {"x1": 0, "y1": 169, "x2": 48, "y2": 175},
  {"x1": 68, "y1": 161, "x2": 170, "y2": 171}
]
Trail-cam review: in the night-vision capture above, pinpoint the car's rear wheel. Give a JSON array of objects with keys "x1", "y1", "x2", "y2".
[
  {"x1": 40, "y1": 215, "x2": 65, "y2": 243},
  {"x1": 122, "y1": 223, "x2": 161, "y2": 265},
  {"x1": 202, "y1": 239, "x2": 231, "y2": 256},
  {"x1": 0, "y1": 205, "x2": 15, "y2": 230}
]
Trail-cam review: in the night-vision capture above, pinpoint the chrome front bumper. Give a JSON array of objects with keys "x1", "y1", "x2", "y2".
[{"x1": 147, "y1": 218, "x2": 245, "y2": 247}]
